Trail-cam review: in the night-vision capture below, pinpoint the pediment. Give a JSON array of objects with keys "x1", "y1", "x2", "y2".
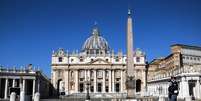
[{"x1": 87, "y1": 58, "x2": 110, "y2": 64}]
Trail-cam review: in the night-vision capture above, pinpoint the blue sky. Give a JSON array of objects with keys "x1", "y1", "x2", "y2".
[{"x1": 0, "y1": 0, "x2": 201, "y2": 77}]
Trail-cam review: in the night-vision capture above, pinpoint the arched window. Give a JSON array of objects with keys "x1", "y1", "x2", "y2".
[
  {"x1": 71, "y1": 59, "x2": 74, "y2": 62},
  {"x1": 70, "y1": 71, "x2": 74, "y2": 77},
  {"x1": 106, "y1": 58, "x2": 109, "y2": 62},
  {"x1": 58, "y1": 57, "x2": 63, "y2": 62},
  {"x1": 91, "y1": 59, "x2": 94, "y2": 62},
  {"x1": 115, "y1": 58, "x2": 119, "y2": 62}
]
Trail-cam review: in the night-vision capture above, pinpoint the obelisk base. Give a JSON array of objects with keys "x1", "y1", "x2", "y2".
[
  {"x1": 126, "y1": 76, "x2": 136, "y2": 99},
  {"x1": 127, "y1": 89, "x2": 135, "y2": 99}
]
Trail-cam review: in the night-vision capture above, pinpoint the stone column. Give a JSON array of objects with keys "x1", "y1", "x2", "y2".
[
  {"x1": 4, "y1": 78, "x2": 8, "y2": 99},
  {"x1": 32, "y1": 79, "x2": 35, "y2": 99},
  {"x1": 108, "y1": 70, "x2": 112, "y2": 93},
  {"x1": 34, "y1": 92, "x2": 40, "y2": 101},
  {"x1": 195, "y1": 80, "x2": 200, "y2": 99},
  {"x1": 65, "y1": 70, "x2": 69, "y2": 95},
  {"x1": 88, "y1": 70, "x2": 90, "y2": 80},
  {"x1": 84, "y1": 70, "x2": 87, "y2": 93},
  {"x1": 10, "y1": 92, "x2": 16, "y2": 101},
  {"x1": 75, "y1": 70, "x2": 78, "y2": 93},
  {"x1": 52, "y1": 70, "x2": 56, "y2": 88},
  {"x1": 23, "y1": 79, "x2": 25, "y2": 91},
  {"x1": 20, "y1": 78, "x2": 25, "y2": 101},
  {"x1": 88, "y1": 70, "x2": 90, "y2": 93},
  {"x1": 199, "y1": 80, "x2": 201, "y2": 99},
  {"x1": 178, "y1": 76, "x2": 190, "y2": 98},
  {"x1": 103, "y1": 70, "x2": 106, "y2": 93},
  {"x1": 12, "y1": 79, "x2": 15, "y2": 88},
  {"x1": 121, "y1": 70, "x2": 123, "y2": 92},
  {"x1": 112, "y1": 70, "x2": 115, "y2": 92},
  {"x1": 94, "y1": 70, "x2": 97, "y2": 93}
]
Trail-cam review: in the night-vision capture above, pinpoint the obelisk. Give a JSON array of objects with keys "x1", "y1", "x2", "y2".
[{"x1": 126, "y1": 9, "x2": 136, "y2": 99}]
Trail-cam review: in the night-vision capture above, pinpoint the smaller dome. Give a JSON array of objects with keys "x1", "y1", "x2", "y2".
[
  {"x1": 135, "y1": 48, "x2": 145, "y2": 56},
  {"x1": 82, "y1": 25, "x2": 110, "y2": 54}
]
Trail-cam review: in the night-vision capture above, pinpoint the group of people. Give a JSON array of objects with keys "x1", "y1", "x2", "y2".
[{"x1": 168, "y1": 76, "x2": 179, "y2": 101}]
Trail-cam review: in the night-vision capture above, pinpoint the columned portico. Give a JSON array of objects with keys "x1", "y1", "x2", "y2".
[{"x1": 0, "y1": 65, "x2": 54, "y2": 99}]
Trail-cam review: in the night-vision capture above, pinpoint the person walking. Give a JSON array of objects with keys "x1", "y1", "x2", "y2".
[{"x1": 168, "y1": 76, "x2": 179, "y2": 101}]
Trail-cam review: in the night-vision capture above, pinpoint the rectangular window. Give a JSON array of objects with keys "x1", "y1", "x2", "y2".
[
  {"x1": 136, "y1": 57, "x2": 140, "y2": 62},
  {"x1": 58, "y1": 57, "x2": 63, "y2": 62},
  {"x1": 115, "y1": 56, "x2": 119, "y2": 62}
]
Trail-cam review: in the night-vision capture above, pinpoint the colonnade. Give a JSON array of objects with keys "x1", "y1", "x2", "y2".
[
  {"x1": 0, "y1": 77, "x2": 36, "y2": 100},
  {"x1": 63, "y1": 69, "x2": 125, "y2": 94}
]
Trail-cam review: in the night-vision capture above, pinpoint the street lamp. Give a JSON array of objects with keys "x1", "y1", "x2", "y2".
[{"x1": 85, "y1": 76, "x2": 91, "y2": 101}]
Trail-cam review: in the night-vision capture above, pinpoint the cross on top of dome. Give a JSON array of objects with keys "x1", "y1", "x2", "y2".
[{"x1": 92, "y1": 22, "x2": 100, "y2": 36}]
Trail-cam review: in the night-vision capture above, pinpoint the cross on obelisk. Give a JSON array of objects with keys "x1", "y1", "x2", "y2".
[{"x1": 126, "y1": 9, "x2": 136, "y2": 99}]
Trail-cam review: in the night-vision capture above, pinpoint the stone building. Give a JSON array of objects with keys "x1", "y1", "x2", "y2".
[
  {"x1": 147, "y1": 44, "x2": 201, "y2": 100},
  {"x1": 0, "y1": 64, "x2": 56, "y2": 100},
  {"x1": 51, "y1": 12, "x2": 147, "y2": 98}
]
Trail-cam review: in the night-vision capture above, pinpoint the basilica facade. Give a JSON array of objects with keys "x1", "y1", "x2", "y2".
[{"x1": 51, "y1": 13, "x2": 146, "y2": 98}]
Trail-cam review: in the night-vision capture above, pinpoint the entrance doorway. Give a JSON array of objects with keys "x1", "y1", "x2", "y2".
[
  {"x1": 98, "y1": 83, "x2": 102, "y2": 92},
  {"x1": 79, "y1": 83, "x2": 84, "y2": 92},
  {"x1": 57, "y1": 79, "x2": 62, "y2": 95},
  {"x1": 136, "y1": 79, "x2": 141, "y2": 92},
  {"x1": 115, "y1": 83, "x2": 120, "y2": 92}
]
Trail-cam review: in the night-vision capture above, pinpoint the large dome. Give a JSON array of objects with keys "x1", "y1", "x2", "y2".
[{"x1": 82, "y1": 26, "x2": 110, "y2": 54}]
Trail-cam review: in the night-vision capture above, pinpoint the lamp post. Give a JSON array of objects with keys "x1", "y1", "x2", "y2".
[{"x1": 85, "y1": 76, "x2": 91, "y2": 101}]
